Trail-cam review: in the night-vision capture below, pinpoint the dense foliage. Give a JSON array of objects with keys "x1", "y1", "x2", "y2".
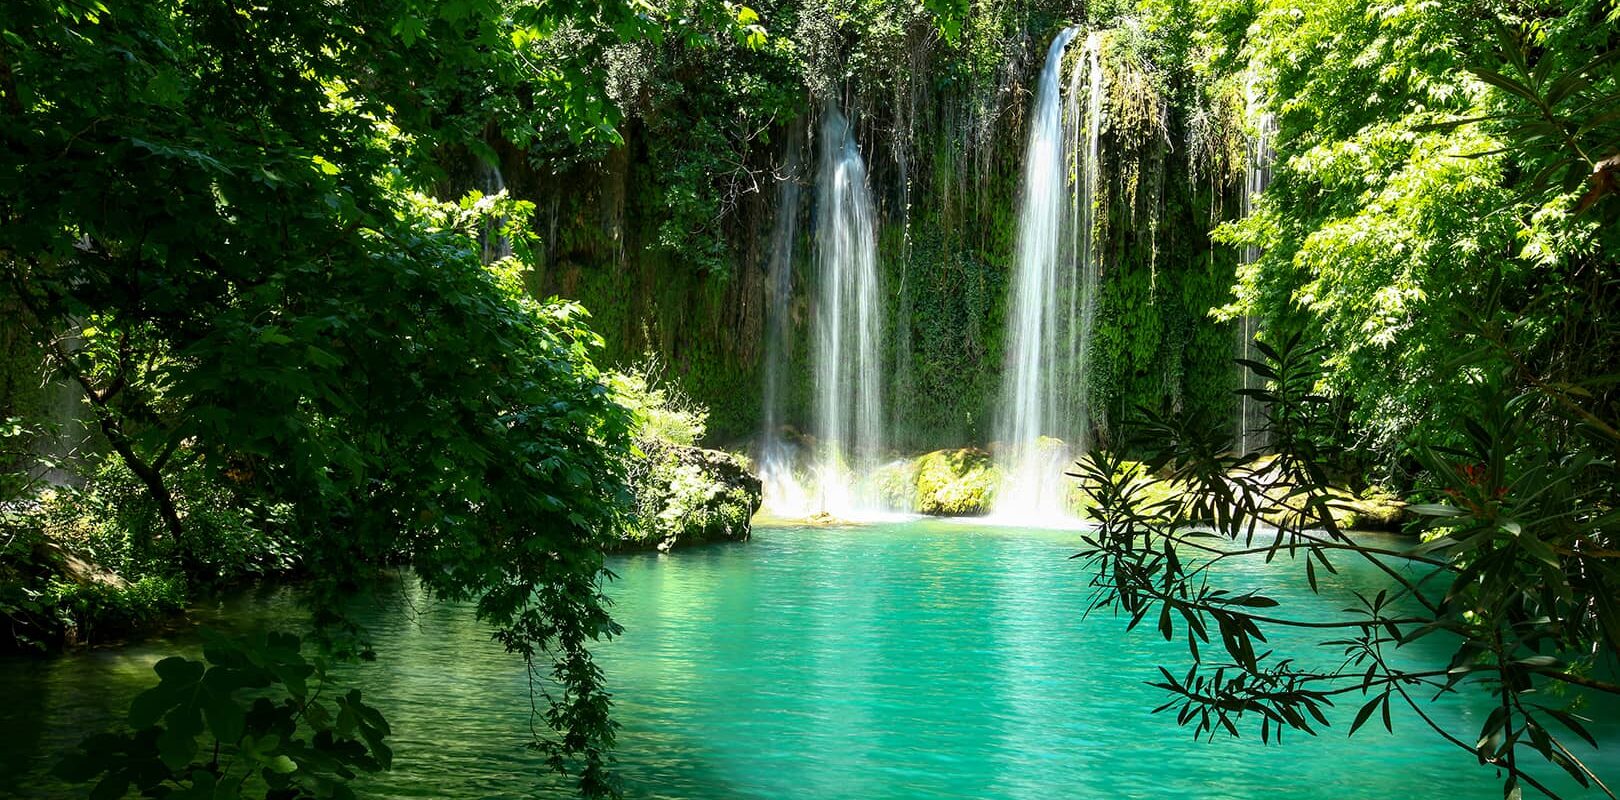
[
  {"x1": 524, "y1": 0, "x2": 1241, "y2": 446},
  {"x1": 1196, "y1": 0, "x2": 1620, "y2": 475},
  {"x1": 0, "y1": 0, "x2": 728, "y2": 793},
  {"x1": 608, "y1": 361, "x2": 762, "y2": 549},
  {"x1": 1078, "y1": 0, "x2": 1620, "y2": 796},
  {"x1": 58, "y1": 633, "x2": 394, "y2": 800},
  {"x1": 4, "y1": 0, "x2": 1617, "y2": 795}
]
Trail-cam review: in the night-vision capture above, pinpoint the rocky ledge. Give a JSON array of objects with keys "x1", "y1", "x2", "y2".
[{"x1": 613, "y1": 445, "x2": 763, "y2": 553}]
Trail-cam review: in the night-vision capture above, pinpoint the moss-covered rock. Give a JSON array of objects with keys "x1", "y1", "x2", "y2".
[
  {"x1": 913, "y1": 448, "x2": 1002, "y2": 516},
  {"x1": 1337, "y1": 487, "x2": 1409, "y2": 532},
  {"x1": 870, "y1": 458, "x2": 922, "y2": 510},
  {"x1": 616, "y1": 445, "x2": 763, "y2": 552},
  {"x1": 1071, "y1": 459, "x2": 1181, "y2": 521},
  {"x1": 1246, "y1": 481, "x2": 1409, "y2": 532},
  {"x1": 1071, "y1": 454, "x2": 1410, "y2": 533},
  {"x1": 1, "y1": 500, "x2": 185, "y2": 651}
]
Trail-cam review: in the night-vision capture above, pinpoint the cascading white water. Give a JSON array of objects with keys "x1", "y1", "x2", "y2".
[
  {"x1": 759, "y1": 131, "x2": 809, "y2": 515},
  {"x1": 474, "y1": 157, "x2": 513, "y2": 263},
  {"x1": 1235, "y1": 107, "x2": 1275, "y2": 455},
  {"x1": 811, "y1": 104, "x2": 885, "y2": 515},
  {"x1": 993, "y1": 27, "x2": 1105, "y2": 522},
  {"x1": 33, "y1": 326, "x2": 88, "y2": 487},
  {"x1": 1067, "y1": 31, "x2": 1105, "y2": 464}
]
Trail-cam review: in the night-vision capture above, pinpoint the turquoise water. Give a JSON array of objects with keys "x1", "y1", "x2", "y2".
[{"x1": 3, "y1": 520, "x2": 1616, "y2": 798}]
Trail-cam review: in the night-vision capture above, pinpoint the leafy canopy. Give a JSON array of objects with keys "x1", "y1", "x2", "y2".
[{"x1": 0, "y1": 0, "x2": 698, "y2": 794}]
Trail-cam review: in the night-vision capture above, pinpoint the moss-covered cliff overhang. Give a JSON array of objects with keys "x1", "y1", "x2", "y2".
[{"x1": 463, "y1": 4, "x2": 1252, "y2": 455}]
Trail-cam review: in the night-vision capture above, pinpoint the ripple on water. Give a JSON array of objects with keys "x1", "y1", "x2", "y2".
[{"x1": 1, "y1": 521, "x2": 1616, "y2": 799}]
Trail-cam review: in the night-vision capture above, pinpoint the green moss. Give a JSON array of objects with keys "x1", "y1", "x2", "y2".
[
  {"x1": 1333, "y1": 487, "x2": 1409, "y2": 532},
  {"x1": 616, "y1": 445, "x2": 763, "y2": 551},
  {"x1": 1071, "y1": 458, "x2": 1179, "y2": 521},
  {"x1": 1079, "y1": 455, "x2": 1412, "y2": 533},
  {"x1": 608, "y1": 362, "x2": 764, "y2": 550},
  {"x1": 913, "y1": 448, "x2": 1003, "y2": 516},
  {"x1": 1357, "y1": 488, "x2": 1409, "y2": 528},
  {"x1": 870, "y1": 458, "x2": 921, "y2": 510}
]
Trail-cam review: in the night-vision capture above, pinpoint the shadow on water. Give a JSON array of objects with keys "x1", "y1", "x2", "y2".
[
  {"x1": 0, "y1": 569, "x2": 750, "y2": 800},
  {"x1": 0, "y1": 655, "x2": 49, "y2": 795},
  {"x1": 1, "y1": 522, "x2": 1617, "y2": 799}
]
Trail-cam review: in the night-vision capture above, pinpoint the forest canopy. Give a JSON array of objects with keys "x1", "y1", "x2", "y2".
[{"x1": 2, "y1": 0, "x2": 1617, "y2": 797}]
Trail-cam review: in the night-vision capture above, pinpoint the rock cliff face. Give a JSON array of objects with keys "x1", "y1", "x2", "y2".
[
  {"x1": 472, "y1": 16, "x2": 1240, "y2": 452},
  {"x1": 616, "y1": 445, "x2": 763, "y2": 552}
]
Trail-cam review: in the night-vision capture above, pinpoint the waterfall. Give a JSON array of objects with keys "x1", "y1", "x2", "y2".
[
  {"x1": 33, "y1": 326, "x2": 88, "y2": 488},
  {"x1": 811, "y1": 104, "x2": 885, "y2": 516},
  {"x1": 993, "y1": 27, "x2": 1101, "y2": 522},
  {"x1": 759, "y1": 128, "x2": 808, "y2": 514},
  {"x1": 1067, "y1": 31, "x2": 1105, "y2": 464},
  {"x1": 1235, "y1": 108, "x2": 1275, "y2": 456},
  {"x1": 474, "y1": 157, "x2": 512, "y2": 263}
]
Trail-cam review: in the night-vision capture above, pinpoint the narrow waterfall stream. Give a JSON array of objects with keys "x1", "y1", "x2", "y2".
[
  {"x1": 1234, "y1": 108, "x2": 1274, "y2": 455},
  {"x1": 811, "y1": 104, "x2": 885, "y2": 515},
  {"x1": 759, "y1": 129, "x2": 807, "y2": 513},
  {"x1": 1067, "y1": 30, "x2": 1104, "y2": 468},
  {"x1": 32, "y1": 325, "x2": 88, "y2": 488},
  {"x1": 474, "y1": 157, "x2": 513, "y2": 263},
  {"x1": 993, "y1": 28, "x2": 1096, "y2": 522}
]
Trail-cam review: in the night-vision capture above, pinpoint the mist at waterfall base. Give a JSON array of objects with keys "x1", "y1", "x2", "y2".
[
  {"x1": 989, "y1": 27, "x2": 1106, "y2": 525},
  {"x1": 757, "y1": 104, "x2": 903, "y2": 521},
  {"x1": 753, "y1": 30, "x2": 1247, "y2": 526}
]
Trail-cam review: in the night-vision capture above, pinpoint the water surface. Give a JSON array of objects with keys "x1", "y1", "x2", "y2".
[{"x1": 3, "y1": 520, "x2": 1615, "y2": 798}]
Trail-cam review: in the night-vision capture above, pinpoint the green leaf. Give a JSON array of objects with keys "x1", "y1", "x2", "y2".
[
  {"x1": 257, "y1": 328, "x2": 294, "y2": 346},
  {"x1": 1225, "y1": 594, "x2": 1280, "y2": 608},
  {"x1": 1407, "y1": 503, "x2": 1465, "y2": 518},
  {"x1": 167, "y1": 770, "x2": 219, "y2": 800},
  {"x1": 130, "y1": 684, "x2": 179, "y2": 728},
  {"x1": 154, "y1": 656, "x2": 205, "y2": 686},
  {"x1": 1543, "y1": 708, "x2": 1599, "y2": 748},
  {"x1": 54, "y1": 751, "x2": 104, "y2": 783},
  {"x1": 202, "y1": 687, "x2": 246, "y2": 744},
  {"x1": 89, "y1": 775, "x2": 130, "y2": 800},
  {"x1": 158, "y1": 724, "x2": 199, "y2": 772},
  {"x1": 1348, "y1": 694, "x2": 1382, "y2": 736},
  {"x1": 392, "y1": 16, "x2": 426, "y2": 46}
]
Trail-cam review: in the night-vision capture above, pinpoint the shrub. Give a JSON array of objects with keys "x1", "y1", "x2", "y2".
[
  {"x1": 608, "y1": 360, "x2": 762, "y2": 548},
  {"x1": 38, "y1": 454, "x2": 296, "y2": 586}
]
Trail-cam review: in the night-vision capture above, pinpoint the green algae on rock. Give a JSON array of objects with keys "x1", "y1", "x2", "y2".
[{"x1": 914, "y1": 448, "x2": 1004, "y2": 516}]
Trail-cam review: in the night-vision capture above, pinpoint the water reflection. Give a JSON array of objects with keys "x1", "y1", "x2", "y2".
[{"x1": 0, "y1": 522, "x2": 1615, "y2": 799}]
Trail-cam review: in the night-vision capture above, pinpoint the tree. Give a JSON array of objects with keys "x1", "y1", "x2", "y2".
[
  {"x1": 1077, "y1": 2, "x2": 1620, "y2": 797},
  {"x1": 1, "y1": 0, "x2": 664, "y2": 794}
]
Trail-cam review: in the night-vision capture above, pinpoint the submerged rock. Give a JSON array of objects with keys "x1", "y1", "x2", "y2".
[{"x1": 616, "y1": 445, "x2": 763, "y2": 552}]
